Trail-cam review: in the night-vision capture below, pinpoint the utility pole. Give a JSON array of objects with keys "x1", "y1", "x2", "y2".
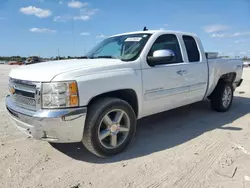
[
  {"x1": 72, "y1": 19, "x2": 75, "y2": 57},
  {"x1": 57, "y1": 48, "x2": 60, "y2": 60}
]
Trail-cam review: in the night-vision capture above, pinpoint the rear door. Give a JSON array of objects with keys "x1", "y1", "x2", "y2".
[{"x1": 181, "y1": 35, "x2": 208, "y2": 102}]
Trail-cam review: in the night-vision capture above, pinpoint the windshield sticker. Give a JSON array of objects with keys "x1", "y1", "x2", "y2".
[
  {"x1": 143, "y1": 35, "x2": 148, "y2": 37},
  {"x1": 125, "y1": 37, "x2": 142, "y2": 42}
]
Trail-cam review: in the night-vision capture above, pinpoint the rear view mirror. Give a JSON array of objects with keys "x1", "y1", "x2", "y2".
[{"x1": 147, "y1": 49, "x2": 175, "y2": 66}]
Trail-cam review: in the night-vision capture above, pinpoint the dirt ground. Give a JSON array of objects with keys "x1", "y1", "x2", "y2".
[{"x1": 1, "y1": 65, "x2": 250, "y2": 188}]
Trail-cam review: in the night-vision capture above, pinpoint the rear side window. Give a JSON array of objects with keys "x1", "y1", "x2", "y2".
[{"x1": 183, "y1": 35, "x2": 200, "y2": 62}]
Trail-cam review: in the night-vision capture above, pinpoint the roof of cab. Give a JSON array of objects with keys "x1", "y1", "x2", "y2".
[{"x1": 110, "y1": 30, "x2": 198, "y2": 38}]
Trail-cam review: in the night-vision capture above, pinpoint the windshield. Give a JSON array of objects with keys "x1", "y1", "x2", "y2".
[{"x1": 86, "y1": 34, "x2": 151, "y2": 61}]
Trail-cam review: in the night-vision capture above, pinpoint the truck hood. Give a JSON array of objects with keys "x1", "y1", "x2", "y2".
[{"x1": 9, "y1": 59, "x2": 127, "y2": 82}]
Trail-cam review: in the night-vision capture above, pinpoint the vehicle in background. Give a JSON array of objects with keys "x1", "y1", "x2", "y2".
[
  {"x1": 243, "y1": 61, "x2": 250, "y2": 68},
  {"x1": 8, "y1": 61, "x2": 24, "y2": 65},
  {"x1": 6, "y1": 29, "x2": 243, "y2": 157},
  {"x1": 25, "y1": 56, "x2": 43, "y2": 65}
]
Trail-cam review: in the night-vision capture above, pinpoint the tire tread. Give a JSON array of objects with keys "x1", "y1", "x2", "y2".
[
  {"x1": 210, "y1": 82, "x2": 233, "y2": 112},
  {"x1": 82, "y1": 97, "x2": 136, "y2": 157}
]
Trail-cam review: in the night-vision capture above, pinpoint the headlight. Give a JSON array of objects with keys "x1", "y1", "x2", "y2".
[{"x1": 42, "y1": 81, "x2": 79, "y2": 108}]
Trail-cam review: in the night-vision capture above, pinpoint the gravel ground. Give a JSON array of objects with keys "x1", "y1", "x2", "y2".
[{"x1": 1, "y1": 65, "x2": 250, "y2": 188}]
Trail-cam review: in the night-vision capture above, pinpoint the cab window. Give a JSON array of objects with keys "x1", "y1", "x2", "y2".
[
  {"x1": 147, "y1": 34, "x2": 183, "y2": 64},
  {"x1": 183, "y1": 35, "x2": 200, "y2": 62}
]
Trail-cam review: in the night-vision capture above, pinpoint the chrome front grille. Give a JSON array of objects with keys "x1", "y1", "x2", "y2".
[
  {"x1": 9, "y1": 78, "x2": 40, "y2": 111},
  {"x1": 12, "y1": 94, "x2": 36, "y2": 110}
]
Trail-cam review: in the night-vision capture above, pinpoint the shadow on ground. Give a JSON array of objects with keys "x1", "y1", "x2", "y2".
[{"x1": 51, "y1": 96, "x2": 250, "y2": 163}]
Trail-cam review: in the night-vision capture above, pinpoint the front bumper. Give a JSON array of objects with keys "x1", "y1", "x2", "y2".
[
  {"x1": 236, "y1": 79, "x2": 243, "y2": 87},
  {"x1": 233, "y1": 79, "x2": 243, "y2": 89},
  {"x1": 5, "y1": 95, "x2": 87, "y2": 143}
]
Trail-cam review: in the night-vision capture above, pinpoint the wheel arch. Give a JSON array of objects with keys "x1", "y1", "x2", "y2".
[
  {"x1": 208, "y1": 72, "x2": 236, "y2": 99},
  {"x1": 217, "y1": 72, "x2": 236, "y2": 83},
  {"x1": 87, "y1": 89, "x2": 139, "y2": 117}
]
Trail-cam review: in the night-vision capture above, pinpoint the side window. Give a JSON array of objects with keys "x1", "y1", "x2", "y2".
[
  {"x1": 183, "y1": 35, "x2": 200, "y2": 62},
  {"x1": 148, "y1": 34, "x2": 183, "y2": 64}
]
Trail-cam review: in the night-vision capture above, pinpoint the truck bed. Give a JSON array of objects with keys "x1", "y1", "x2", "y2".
[{"x1": 206, "y1": 58, "x2": 243, "y2": 97}]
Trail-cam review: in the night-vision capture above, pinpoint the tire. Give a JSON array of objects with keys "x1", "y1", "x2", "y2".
[
  {"x1": 210, "y1": 82, "x2": 234, "y2": 112},
  {"x1": 82, "y1": 98, "x2": 137, "y2": 157}
]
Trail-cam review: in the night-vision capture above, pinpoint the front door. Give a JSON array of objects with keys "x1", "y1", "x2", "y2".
[{"x1": 141, "y1": 34, "x2": 192, "y2": 117}]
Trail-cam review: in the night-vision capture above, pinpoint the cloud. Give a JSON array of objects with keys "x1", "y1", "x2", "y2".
[
  {"x1": 80, "y1": 32, "x2": 90, "y2": 36},
  {"x1": 234, "y1": 40, "x2": 245, "y2": 43},
  {"x1": 73, "y1": 15, "x2": 90, "y2": 20},
  {"x1": 30, "y1": 28, "x2": 57, "y2": 33},
  {"x1": 233, "y1": 32, "x2": 250, "y2": 37},
  {"x1": 211, "y1": 31, "x2": 250, "y2": 38},
  {"x1": 68, "y1": 1, "x2": 88, "y2": 8},
  {"x1": 59, "y1": 0, "x2": 63, "y2": 4},
  {"x1": 73, "y1": 8, "x2": 98, "y2": 20},
  {"x1": 80, "y1": 8, "x2": 99, "y2": 16},
  {"x1": 96, "y1": 34, "x2": 106, "y2": 38},
  {"x1": 54, "y1": 15, "x2": 71, "y2": 22},
  {"x1": 163, "y1": 24, "x2": 168, "y2": 27},
  {"x1": 54, "y1": 15, "x2": 90, "y2": 21},
  {"x1": 204, "y1": 25, "x2": 229, "y2": 33},
  {"x1": 239, "y1": 52, "x2": 247, "y2": 55},
  {"x1": 20, "y1": 6, "x2": 52, "y2": 18},
  {"x1": 55, "y1": 7, "x2": 98, "y2": 22},
  {"x1": 248, "y1": 50, "x2": 250, "y2": 53}
]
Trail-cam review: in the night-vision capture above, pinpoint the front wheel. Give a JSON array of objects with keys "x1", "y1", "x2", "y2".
[
  {"x1": 210, "y1": 82, "x2": 234, "y2": 112},
  {"x1": 82, "y1": 98, "x2": 136, "y2": 157}
]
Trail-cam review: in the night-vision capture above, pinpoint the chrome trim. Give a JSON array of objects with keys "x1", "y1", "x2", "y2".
[
  {"x1": 5, "y1": 94, "x2": 87, "y2": 143},
  {"x1": 9, "y1": 77, "x2": 37, "y2": 85},
  {"x1": 9, "y1": 77, "x2": 41, "y2": 111},
  {"x1": 6, "y1": 94, "x2": 86, "y2": 118},
  {"x1": 12, "y1": 83, "x2": 36, "y2": 93},
  {"x1": 12, "y1": 94, "x2": 36, "y2": 110},
  {"x1": 35, "y1": 83, "x2": 42, "y2": 110}
]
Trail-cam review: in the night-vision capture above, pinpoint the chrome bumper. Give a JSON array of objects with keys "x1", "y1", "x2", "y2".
[
  {"x1": 5, "y1": 95, "x2": 87, "y2": 143},
  {"x1": 233, "y1": 79, "x2": 243, "y2": 90}
]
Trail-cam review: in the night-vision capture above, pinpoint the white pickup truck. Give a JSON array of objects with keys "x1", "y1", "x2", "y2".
[{"x1": 6, "y1": 30, "x2": 243, "y2": 157}]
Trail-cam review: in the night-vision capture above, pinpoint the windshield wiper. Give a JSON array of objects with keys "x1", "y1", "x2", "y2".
[{"x1": 93, "y1": 56, "x2": 117, "y2": 59}]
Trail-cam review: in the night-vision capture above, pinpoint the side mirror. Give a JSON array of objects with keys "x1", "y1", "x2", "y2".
[{"x1": 147, "y1": 49, "x2": 175, "y2": 66}]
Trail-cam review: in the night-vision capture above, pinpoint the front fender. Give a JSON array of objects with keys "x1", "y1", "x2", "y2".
[{"x1": 52, "y1": 68, "x2": 143, "y2": 111}]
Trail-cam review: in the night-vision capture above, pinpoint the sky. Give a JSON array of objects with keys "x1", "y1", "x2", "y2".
[{"x1": 0, "y1": 0, "x2": 250, "y2": 57}]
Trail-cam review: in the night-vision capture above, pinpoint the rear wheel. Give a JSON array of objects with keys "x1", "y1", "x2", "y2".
[
  {"x1": 210, "y1": 82, "x2": 233, "y2": 112},
  {"x1": 82, "y1": 98, "x2": 136, "y2": 157}
]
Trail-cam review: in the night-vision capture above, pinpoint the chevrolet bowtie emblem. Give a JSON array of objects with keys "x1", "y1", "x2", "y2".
[{"x1": 10, "y1": 87, "x2": 15, "y2": 94}]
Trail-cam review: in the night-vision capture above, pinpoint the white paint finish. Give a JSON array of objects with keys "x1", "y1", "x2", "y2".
[
  {"x1": 140, "y1": 32, "x2": 208, "y2": 117},
  {"x1": 9, "y1": 59, "x2": 130, "y2": 82},
  {"x1": 205, "y1": 58, "x2": 243, "y2": 97},
  {"x1": 55, "y1": 66, "x2": 144, "y2": 117},
  {"x1": 51, "y1": 59, "x2": 143, "y2": 117},
  {"x1": 7, "y1": 30, "x2": 243, "y2": 120},
  {"x1": 182, "y1": 62, "x2": 208, "y2": 101},
  {"x1": 141, "y1": 63, "x2": 191, "y2": 117}
]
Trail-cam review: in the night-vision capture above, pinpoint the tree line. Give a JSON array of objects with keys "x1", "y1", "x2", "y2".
[
  {"x1": 0, "y1": 56, "x2": 89, "y2": 62},
  {"x1": 1, "y1": 55, "x2": 249, "y2": 62}
]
